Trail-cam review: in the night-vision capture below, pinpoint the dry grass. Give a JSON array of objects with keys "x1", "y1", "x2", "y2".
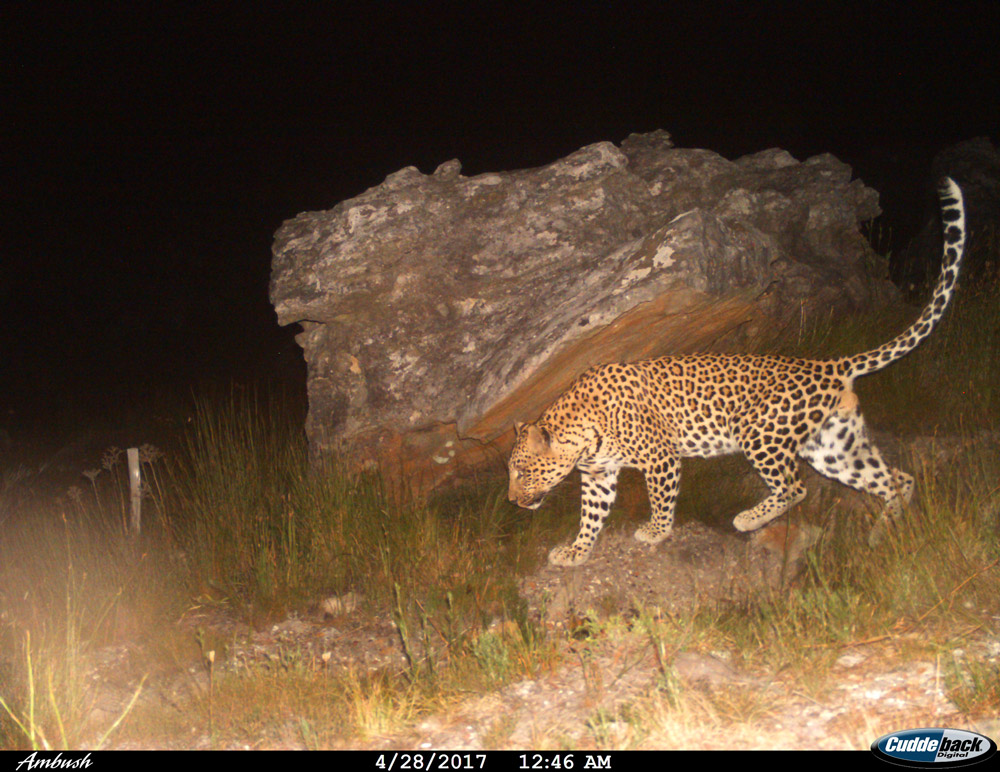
[{"x1": 1, "y1": 269, "x2": 998, "y2": 749}]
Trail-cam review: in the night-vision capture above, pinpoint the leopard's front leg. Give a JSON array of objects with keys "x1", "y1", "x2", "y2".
[
  {"x1": 634, "y1": 452, "x2": 680, "y2": 545},
  {"x1": 548, "y1": 467, "x2": 620, "y2": 566}
]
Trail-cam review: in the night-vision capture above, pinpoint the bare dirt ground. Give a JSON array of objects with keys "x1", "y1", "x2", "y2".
[
  {"x1": 88, "y1": 516, "x2": 998, "y2": 750},
  {"x1": 52, "y1": 431, "x2": 1000, "y2": 748},
  {"x1": 403, "y1": 521, "x2": 997, "y2": 750}
]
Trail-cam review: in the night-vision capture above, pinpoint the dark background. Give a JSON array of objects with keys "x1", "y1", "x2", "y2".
[{"x1": 3, "y1": 2, "x2": 998, "y2": 435}]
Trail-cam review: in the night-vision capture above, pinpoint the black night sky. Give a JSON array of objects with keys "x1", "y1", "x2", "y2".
[{"x1": 3, "y1": 2, "x2": 999, "y2": 435}]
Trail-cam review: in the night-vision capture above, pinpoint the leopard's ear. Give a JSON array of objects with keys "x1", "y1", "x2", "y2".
[
  {"x1": 514, "y1": 421, "x2": 526, "y2": 434},
  {"x1": 524, "y1": 423, "x2": 552, "y2": 452}
]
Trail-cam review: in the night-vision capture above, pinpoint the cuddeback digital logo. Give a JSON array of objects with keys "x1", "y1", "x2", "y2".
[{"x1": 871, "y1": 728, "x2": 997, "y2": 768}]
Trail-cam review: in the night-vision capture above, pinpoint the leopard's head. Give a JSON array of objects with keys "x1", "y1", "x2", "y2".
[{"x1": 507, "y1": 421, "x2": 579, "y2": 509}]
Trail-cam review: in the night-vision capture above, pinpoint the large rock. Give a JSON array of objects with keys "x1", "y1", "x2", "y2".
[{"x1": 270, "y1": 131, "x2": 888, "y2": 491}]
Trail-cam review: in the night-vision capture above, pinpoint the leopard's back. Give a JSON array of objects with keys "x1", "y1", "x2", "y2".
[{"x1": 576, "y1": 353, "x2": 848, "y2": 460}]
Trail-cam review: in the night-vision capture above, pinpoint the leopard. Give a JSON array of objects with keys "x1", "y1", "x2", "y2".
[{"x1": 508, "y1": 178, "x2": 966, "y2": 567}]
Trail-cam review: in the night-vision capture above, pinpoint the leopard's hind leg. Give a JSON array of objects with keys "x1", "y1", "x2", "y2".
[
  {"x1": 732, "y1": 423, "x2": 807, "y2": 531},
  {"x1": 799, "y1": 404, "x2": 913, "y2": 545}
]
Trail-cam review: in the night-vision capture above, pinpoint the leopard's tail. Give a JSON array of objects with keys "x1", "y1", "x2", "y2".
[{"x1": 844, "y1": 177, "x2": 966, "y2": 379}]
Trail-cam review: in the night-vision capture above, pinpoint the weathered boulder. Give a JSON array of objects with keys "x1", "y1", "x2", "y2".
[{"x1": 270, "y1": 130, "x2": 889, "y2": 491}]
